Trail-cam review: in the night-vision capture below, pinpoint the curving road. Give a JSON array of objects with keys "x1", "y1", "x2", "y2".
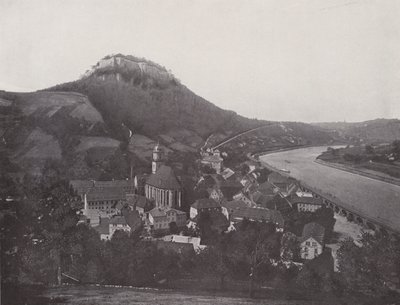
[{"x1": 260, "y1": 146, "x2": 400, "y2": 233}]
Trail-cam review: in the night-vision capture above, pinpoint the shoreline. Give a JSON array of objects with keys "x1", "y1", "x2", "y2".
[{"x1": 315, "y1": 159, "x2": 400, "y2": 186}]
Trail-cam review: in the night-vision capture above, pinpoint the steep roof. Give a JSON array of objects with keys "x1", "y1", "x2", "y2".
[
  {"x1": 301, "y1": 222, "x2": 325, "y2": 245},
  {"x1": 70, "y1": 179, "x2": 134, "y2": 195},
  {"x1": 121, "y1": 207, "x2": 142, "y2": 230},
  {"x1": 191, "y1": 198, "x2": 220, "y2": 210},
  {"x1": 86, "y1": 187, "x2": 125, "y2": 201},
  {"x1": 231, "y1": 207, "x2": 284, "y2": 227},
  {"x1": 146, "y1": 165, "x2": 181, "y2": 190}
]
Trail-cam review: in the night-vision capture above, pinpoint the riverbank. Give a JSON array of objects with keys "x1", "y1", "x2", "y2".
[
  {"x1": 258, "y1": 146, "x2": 400, "y2": 234},
  {"x1": 315, "y1": 159, "x2": 400, "y2": 186}
]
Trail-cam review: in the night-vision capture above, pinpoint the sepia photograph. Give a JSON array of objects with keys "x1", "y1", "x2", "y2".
[{"x1": 1, "y1": 0, "x2": 400, "y2": 304}]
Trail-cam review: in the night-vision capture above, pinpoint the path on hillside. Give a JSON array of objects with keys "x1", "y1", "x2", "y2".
[{"x1": 212, "y1": 124, "x2": 274, "y2": 150}]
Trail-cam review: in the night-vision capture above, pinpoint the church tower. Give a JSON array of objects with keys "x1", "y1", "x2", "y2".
[{"x1": 152, "y1": 143, "x2": 164, "y2": 174}]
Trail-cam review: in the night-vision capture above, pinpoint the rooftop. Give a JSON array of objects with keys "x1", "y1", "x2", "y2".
[
  {"x1": 109, "y1": 215, "x2": 127, "y2": 225},
  {"x1": 70, "y1": 179, "x2": 134, "y2": 195},
  {"x1": 149, "y1": 207, "x2": 186, "y2": 218},
  {"x1": 202, "y1": 154, "x2": 223, "y2": 163},
  {"x1": 191, "y1": 198, "x2": 221, "y2": 210},
  {"x1": 121, "y1": 208, "x2": 142, "y2": 230},
  {"x1": 231, "y1": 207, "x2": 284, "y2": 227},
  {"x1": 86, "y1": 186, "x2": 125, "y2": 202},
  {"x1": 146, "y1": 165, "x2": 181, "y2": 190},
  {"x1": 221, "y1": 168, "x2": 235, "y2": 180},
  {"x1": 93, "y1": 217, "x2": 110, "y2": 235},
  {"x1": 290, "y1": 195, "x2": 324, "y2": 206},
  {"x1": 262, "y1": 195, "x2": 293, "y2": 214},
  {"x1": 301, "y1": 222, "x2": 325, "y2": 245}
]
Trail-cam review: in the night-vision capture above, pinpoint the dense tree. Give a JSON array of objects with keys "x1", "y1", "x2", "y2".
[
  {"x1": 280, "y1": 232, "x2": 300, "y2": 261},
  {"x1": 234, "y1": 220, "x2": 281, "y2": 297},
  {"x1": 337, "y1": 233, "x2": 400, "y2": 298},
  {"x1": 195, "y1": 232, "x2": 239, "y2": 289},
  {"x1": 392, "y1": 140, "x2": 400, "y2": 159}
]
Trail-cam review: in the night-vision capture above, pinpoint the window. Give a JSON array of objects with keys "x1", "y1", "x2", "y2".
[
  {"x1": 312, "y1": 242, "x2": 317, "y2": 247},
  {"x1": 306, "y1": 241, "x2": 310, "y2": 246}
]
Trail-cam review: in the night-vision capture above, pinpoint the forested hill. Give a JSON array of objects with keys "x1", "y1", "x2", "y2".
[{"x1": 49, "y1": 54, "x2": 265, "y2": 140}]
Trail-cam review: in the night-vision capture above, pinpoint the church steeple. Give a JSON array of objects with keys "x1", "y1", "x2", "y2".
[{"x1": 152, "y1": 142, "x2": 164, "y2": 174}]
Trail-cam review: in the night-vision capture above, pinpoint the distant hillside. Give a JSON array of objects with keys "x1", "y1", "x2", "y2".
[{"x1": 314, "y1": 119, "x2": 400, "y2": 142}]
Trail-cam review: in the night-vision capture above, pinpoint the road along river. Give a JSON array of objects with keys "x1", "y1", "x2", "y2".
[{"x1": 259, "y1": 146, "x2": 400, "y2": 233}]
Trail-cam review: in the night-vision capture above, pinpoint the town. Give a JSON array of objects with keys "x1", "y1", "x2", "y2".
[{"x1": 57, "y1": 140, "x2": 375, "y2": 293}]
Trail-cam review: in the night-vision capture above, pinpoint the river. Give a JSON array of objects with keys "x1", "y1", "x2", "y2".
[{"x1": 260, "y1": 146, "x2": 400, "y2": 232}]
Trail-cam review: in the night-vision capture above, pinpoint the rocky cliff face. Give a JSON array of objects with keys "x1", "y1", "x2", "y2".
[{"x1": 83, "y1": 54, "x2": 175, "y2": 88}]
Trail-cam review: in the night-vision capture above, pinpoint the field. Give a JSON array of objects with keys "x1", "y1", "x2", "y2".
[{"x1": 42, "y1": 285, "x2": 316, "y2": 305}]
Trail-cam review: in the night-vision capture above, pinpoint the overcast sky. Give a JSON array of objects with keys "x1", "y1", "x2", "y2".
[{"x1": 1, "y1": 0, "x2": 399, "y2": 122}]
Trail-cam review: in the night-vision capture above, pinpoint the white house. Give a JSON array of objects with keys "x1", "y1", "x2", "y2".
[
  {"x1": 300, "y1": 222, "x2": 325, "y2": 260},
  {"x1": 148, "y1": 207, "x2": 187, "y2": 232},
  {"x1": 291, "y1": 192, "x2": 325, "y2": 213}
]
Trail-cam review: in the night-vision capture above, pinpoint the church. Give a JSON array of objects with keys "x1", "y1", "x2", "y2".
[{"x1": 144, "y1": 144, "x2": 182, "y2": 209}]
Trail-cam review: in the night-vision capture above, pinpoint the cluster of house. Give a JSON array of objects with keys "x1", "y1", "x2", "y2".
[
  {"x1": 71, "y1": 144, "x2": 188, "y2": 240},
  {"x1": 71, "y1": 143, "x2": 328, "y2": 261}
]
